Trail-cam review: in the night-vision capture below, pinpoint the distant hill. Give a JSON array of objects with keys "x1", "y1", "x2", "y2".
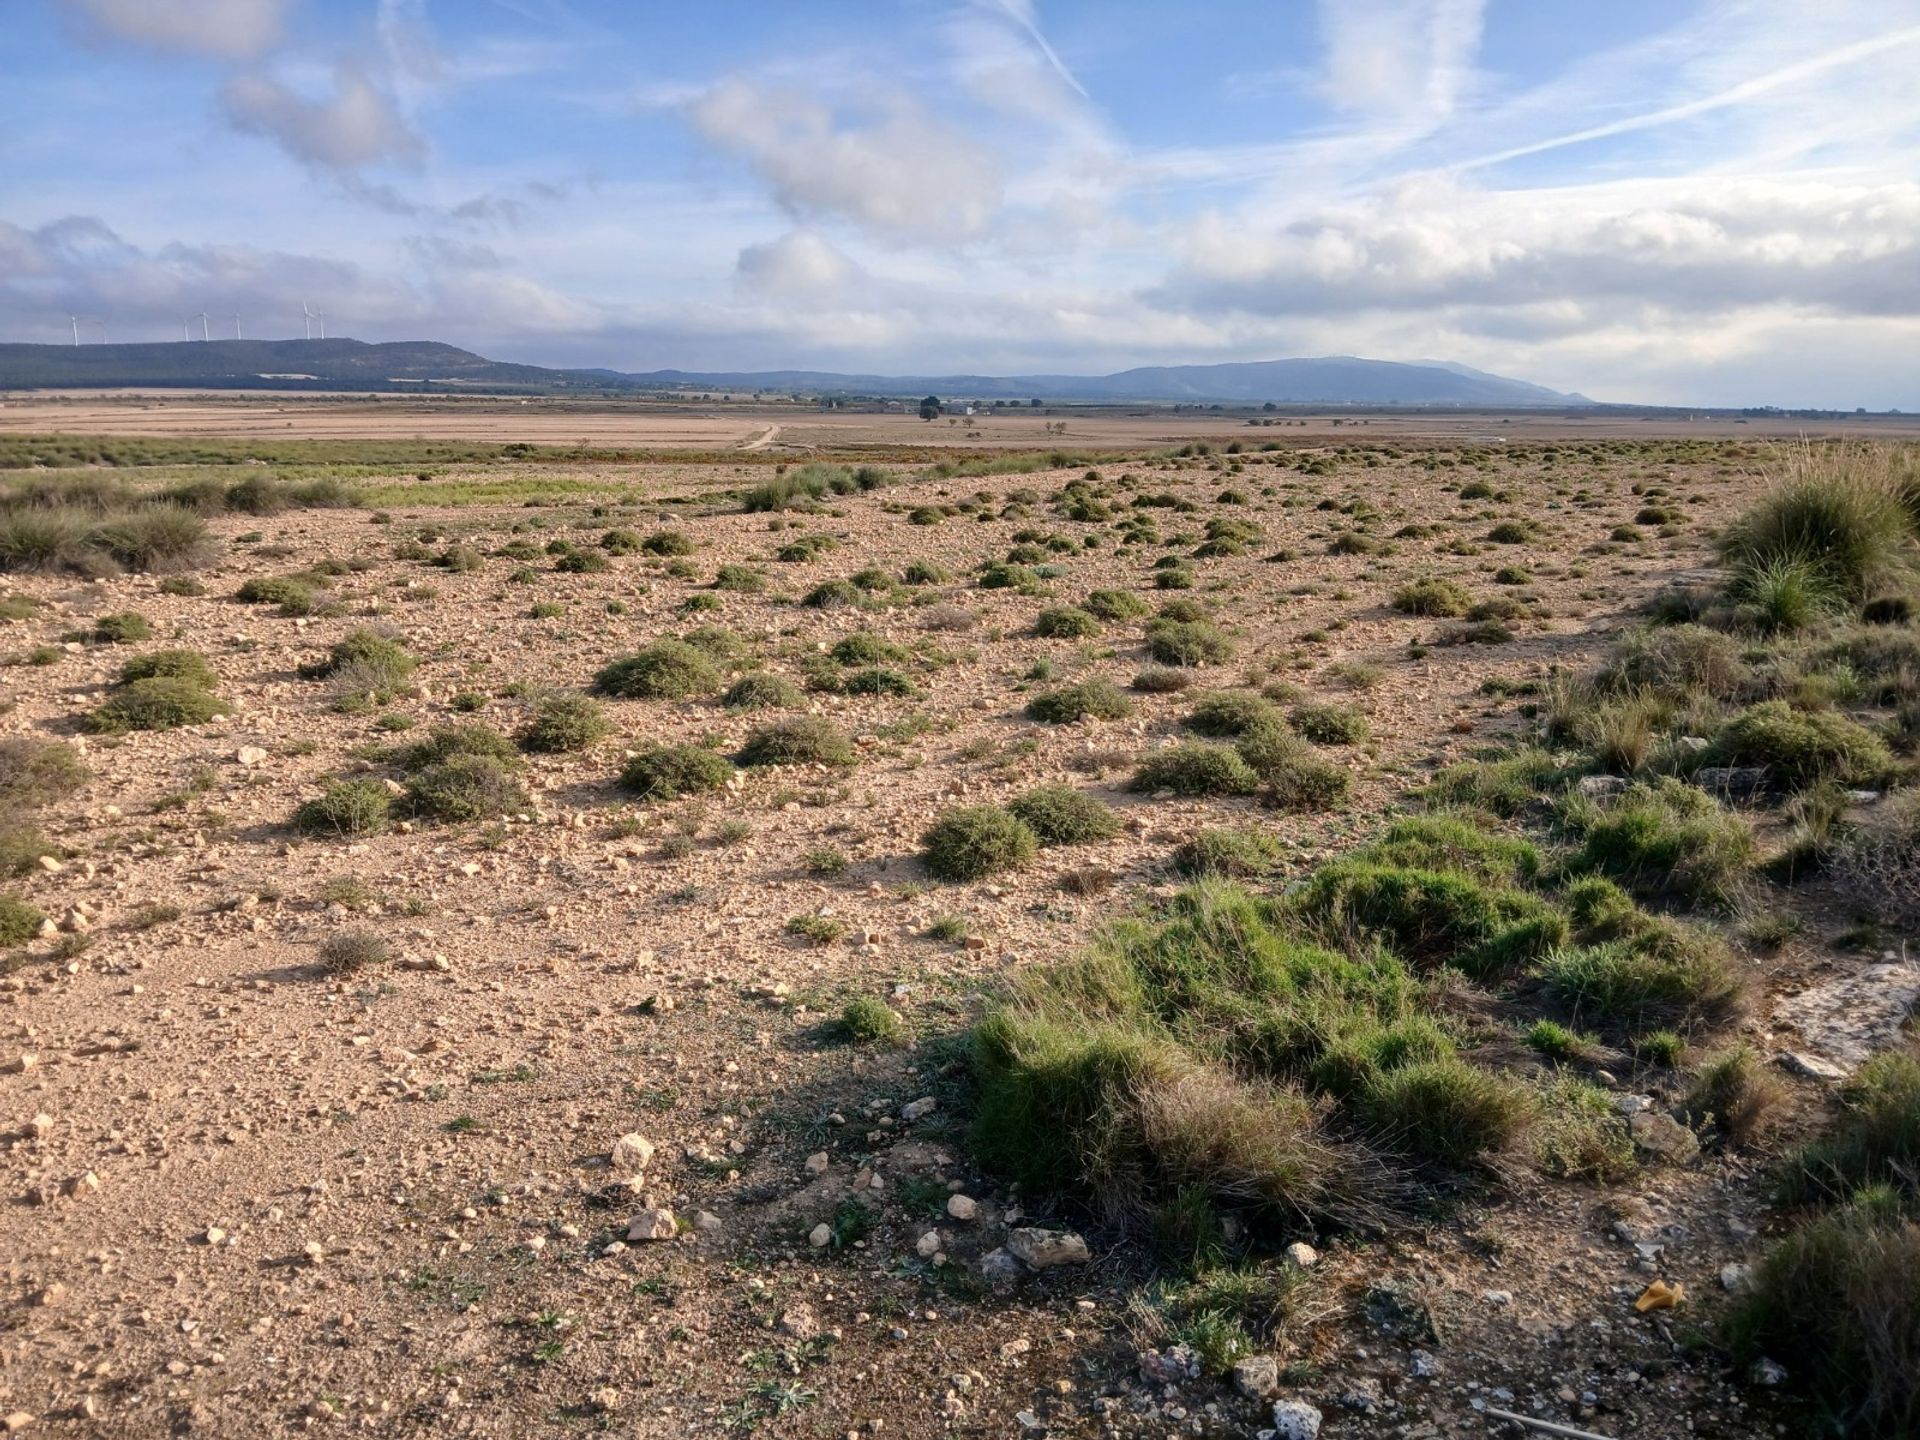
[{"x1": 0, "y1": 338, "x2": 1593, "y2": 406}]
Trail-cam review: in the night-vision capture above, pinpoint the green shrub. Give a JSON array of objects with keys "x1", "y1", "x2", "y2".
[
  {"x1": 1719, "y1": 450, "x2": 1910, "y2": 602},
  {"x1": 1184, "y1": 691, "x2": 1280, "y2": 738},
  {"x1": 92, "y1": 611, "x2": 150, "y2": 643},
  {"x1": 1027, "y1": 678, "x2": 1133, "y2": 724},
  {"x1": 1533, "y1": 1074, "x2": 1636, "y2": 1181},
  {"x1": 1486, "y1": 520, "x2": 1536, "y2": 544},
  {"x1": 299, "y1": 629, "x2": 416, "y2": 691},
  {"x1": 294, "y1": 780, "x2": 393, "y2": 838},
  {"x1": 712, "y1": 563, "x2": 765, "y2": 592},
  {"x1": 1732, "y1": 556, "x2": 1836, "y2": 633},
  {"x1": 1420, "y1": 749, "x2": 1560, "y2": 817},
  {"x1": 922, "y1": 805, "x2": 1039, "y2": 880},
  {"x1": 831, "y1": 632, "x2": 908, "y2": 666},
  {"x1": 1172, "y1": 826, "x2": 1283, "y2": 878},
  {"x1": 319, "y1": 928, "x2": 390, "y2": 976},
  {"x1": 641, "y1": 530, "x2": 694, "y2": 556},
  {"x1": 1600, "y1": 624, "x2": 1746, "y2": 700},
  {"x1": 1564, "y1": 779, "x2": 1755, "y2": 906},
  {"x1": 402, "y1": 754, "x2": 530, "y2": 823},
  {"x1": 1779, "y1": 1053, "x2": 1920, "y2": 1210},
  {"x1": 1726, "y1": 1191, "x2": 1920, "y2": 1437},
  {"x1": 1145, "y1": 619, "x2": 1234, "y2": 667},
  {"x1": 738, "y1": 716, "x2": 856, "y2": 767},
  {"x1": 804, "y1": 579, "x2": 864, "y2": 609},
  {"x1": 599, "y1": 528, "x2": 641, "y2": 555},
  {"x1": 1537, "y1": 925, "x2": 1743, "y2": 1035},
  {"x1": 1086, "y1": 589, "x2": 1151, "y2": 621},
  {"x1": 0, "y1": 895, "x2": 44, "y2": 946},
  {"x1": 1358, "y1": 1060, "x2": 1531, "y2": 1168},
  {"x1": 844, "y1": 666, "x2": 914, "y2": 696},
  {"x1": 1289, "y1": 860, "x2": 1567, "y2": 980},
  {"x1": 0, "y1": 737, "x2": 87, "y2": 809},
  {"x1": 593, "y1": 641, "x2": 723, "y2": 700},
  {"x1": 619, "y1": 744, "x2": 734, "y2": 800},
  {"x1": 517, "y1": 693, "x2": 610, "y2": 753},
  {"x1": 236, "y1": 574, "x2": 323, "y2": 614},
  {"x1": 1008, "y1": 785, "x2": 1120, "y2": 846},
  {"x1": 837, "y1": 996, "x2": 906, "y2": 1046},
  {"x1": 397, "y1": 723, "x2": 520, "y2": 771},
  {"x1": 437, "y1": 544, "x2": 483, "y2": 573},
  {"x1": 901, "y1": 559, "x2": 948, "y2": 584},
  {"x1": 978, "y1": 561, "x2": 1039, "y2": 591},
  {"x1": 554, "y1": 548, "x2": 611, "y2": 574},
  {"x1": 1713, "y1": 700, "x2": 1894, "y2": 787},
  {"x1": 1289, "y1": 702, "x2": 1368, "y2": 745},
  {"x1": 1131, "y1": 742, "x2": 1258, "y2": 797},
  {"x1": 1132, "y1": 664, "x2": 1196, "y2": 694},
  {"x1": 1035, "y1": 605, "x2": 1101, "y2": 639},
  {"x1": 1391, "y1": 577, "x2": 1472, "y2": 617},
  {"x1": 85, "y1": 676, "x2": 222, "y2": 733},
  {"x1": 723, "y1": 671, "x2": 804, "y2": 709},
  {"x1": 117, "y1": 649, "x2": 216, "y2": 688},
  {"x1": 1682, "y1": 1044, "x2": 1784, "y2": 1148},
  {"x1": 1235, "y1": 727, "x2": 1350, "y2": 811}
]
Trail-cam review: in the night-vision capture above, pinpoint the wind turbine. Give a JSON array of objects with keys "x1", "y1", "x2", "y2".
[
  {"x1": 302, "y1": 302, "x2": 315, "y2": 340},
  {"x1": 197, "y1": 312, "x2": 210, "y2": 342},
  {"x1": 182, "y1": 318, "x2": 192, "y2": 342},
  {"x1": 233, "y1": 314, "x2": 241, "y2": 340},
  {"x1": 69, "y1": 316, "x2": 79, "y2": 346},
  {"x1": 314, "y1": 308, "x2": 325, "y2": 340}
]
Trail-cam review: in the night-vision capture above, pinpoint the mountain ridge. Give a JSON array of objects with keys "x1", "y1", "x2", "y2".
[{"x1": 0, "y1": 338, "x2": 1595, "y2": 406}]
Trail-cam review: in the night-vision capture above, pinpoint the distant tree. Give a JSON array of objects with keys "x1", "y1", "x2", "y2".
[
  {"x1": 918, "y1": 395, "x2": 942, "y2": 421},
  {"x1": 1029, "y1": 397, "x2": 1042, "y2": 407}
]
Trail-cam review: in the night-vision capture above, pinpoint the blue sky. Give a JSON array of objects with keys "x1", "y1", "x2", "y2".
[{"x1": 3, "y1": 0, "x2": 1918, "y2": 405}]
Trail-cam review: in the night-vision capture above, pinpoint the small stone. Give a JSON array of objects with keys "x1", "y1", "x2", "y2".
[
  {"x1": 1777, "y1": 1050, "x2": 1847, "y2": 1082},
  {"x1": 202, "y1": 1227, "x2": 226, "y2": 1245},
  {"x1": 692, "y1": 1210, "x2": 723, "y2": 1233},
  {"x1": 1749, "y1": 1357, "x2": 1788, "y2": 1387},
  {"x1": 626, "y1": 1207, "x2": 677, "y2": 1242},
  {"x1": 901, "y1": 1096, "x2": 937, "y2": 1122},
  {"x1": 1576, "y1": 774, "x2": 1626, "y2": 798},
  {"x1": 26, "y1": 1114, "x2": 52, "y2": 1139},
  {"x1": 1231, "y1": 1353, "x2": 1279, "y2": 1399},
  {"x1": 945, "y1": 1193, "x2": 978, "y2": 1221},
  {"x1": 1719, "y1": 1263, "x2": 1754, "y2": 1293},
  {"x1": 609, "y1": 1133, "x2": 655, "y2": 1179},
  {"x1": 1005, "y1": 1227, "x2": 1089, "y2": 1269},
  {"x1": 915, "y1": 1230, "x2": 941, "y2": 1258},
  {"x1": 236, "y1": 746, "x2": 269, "y2": 767},
  {"x1": 978, "y1": 1248, "x2": 1022, "y2": 1288},
  {"x1": 1271, "y1": 1398, "x2": 1323, "y2": 1440},
  {"x1": 3, "y1": 1414, "x2": 36, "y2": 1434},
  {"x1": 1629, "y1": 1109, "x2": 1700, "y2": 1163},
  {"x1": 778, "y1": 1303, "x2": 818, "y2": 1338},
  {"x1": 1283, "y1": 1240, "x2": 1318, "y2": 1269},
  {"x1": 1483, "y1": 1288, "x2": 1513, "y2": 1306},
  {"x1": 32, "y1": 1284, "x2": 65, "y2": 1308},
  {"x1": 808, "y1": 1223, "x2": 832, "y2": 1249},
  {"x1": 804, "y1": 1151, "x2": 830, "y2": 1175}
]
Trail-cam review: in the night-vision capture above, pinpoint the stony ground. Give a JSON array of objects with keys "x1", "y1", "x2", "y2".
[{"x1": 0, "y1": 438, "x2": 1871, "y2": 1438}]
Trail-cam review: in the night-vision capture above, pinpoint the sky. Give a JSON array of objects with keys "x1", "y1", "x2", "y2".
[{"x1": 2, "y1": 0, "x2": 1918, "y2": 407}]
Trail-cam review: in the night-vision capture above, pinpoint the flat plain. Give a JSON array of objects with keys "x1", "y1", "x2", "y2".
[{"x1": 0, "y1": 404, "x2": 1915, "y2": 1439}]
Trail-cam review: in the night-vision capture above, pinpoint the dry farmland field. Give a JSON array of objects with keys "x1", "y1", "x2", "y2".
[{"x1": 0, "y1": 411, "x2": 1918, "y2": 1440}]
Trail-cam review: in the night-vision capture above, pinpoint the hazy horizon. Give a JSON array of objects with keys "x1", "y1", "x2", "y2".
[{"x1": 3, "y1": 1, "x2": 1917, "y2": 409}]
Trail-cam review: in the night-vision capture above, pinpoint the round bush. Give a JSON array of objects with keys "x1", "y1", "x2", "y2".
[
  {"x1": 1173, "y1": 826, "x2": 1284, "y2": 878},
  {"x1": 517, "y1": 693, "x2": 611, "y2": 753},
  {"x1": 0, "y1": 737, "x2": 88, "y2": 809},
  {"x1": 1008, "y1": 785, "x2": 1120, "y2": 846},
  {"x1": 1289, "y1": 702, "x2": 1369, "y2": 746},
  {"x1": 118, "y1": 649, "x2": 217, "y2": 688},
  {"x1": 738, "y1": 717, "x2": 856, "y2": 767},
  {"x1": 86, "y1": 676, "x2": 222, "y2": 733},
  {"x1": 1392, "y1": 577, "x2": 1473, "y2": 617},
  {"x1": 804, "y1": 579, "x2": 863, "y2": 609},
  {"x1": 402, "y1": 754, "x2": 530, "y2": 823},
  {"x1": 295, "y1": 779, "x2": 393, "y2": 837},
  {"x1": 922, "y1": 805, "x2": 1038, "y2": 881},
  {"x1": 1034, "y1": 605, "x2": 1101, "y2": 639},
  {"x1": 619, "y1": 744, "x2": 734, "y2": 800},
  {"x1": 1185, "y1": 691, "x2": 1281, "y2": 738},
  {"x1": 1129, "y1": 742, "x2": 1258, "y2": 797},
  {"x1": 1026, "y1": 678, "x2": 1133, "y2": 724},
  {"x1": 831, "y1": 632, "x2": 908, "y2": 666},
  {"x1": 1145, "y1": 619, "x2": 1233, "y2": 667},
  {"x1": 723, "y1": 671, "x2": 804, "y2": 709},
  {"x1": 92, "y1": 611, "x2": 151, "y2": 643},
  {"x1": 844, "y1": 667, "x2": 915, "y2": 697},
  {"x1": 593, "y1": 641, "x2": 723, "y2": 700},
  {"x1": 1085, "y1": 589, "x2": 1151, "y2": 621},
  {"x1": 555, "y1": 549, "x2": 612, "y2": 574},
  {"x1": 642, "y1": 530, "x2": 695, "y2": 556},
  {"x1": 398, "y1": 723, "x2": 520, "y2": 770},
  {"x1": 0, "y1": 895, "x2": 46, "y2": 946}
]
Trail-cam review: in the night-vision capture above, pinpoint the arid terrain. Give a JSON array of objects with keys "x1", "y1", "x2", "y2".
[{"x1": 0, "y1": 414, "x2": 1914, "y2": 1440}]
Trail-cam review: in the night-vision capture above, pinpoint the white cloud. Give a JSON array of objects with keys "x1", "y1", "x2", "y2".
[
  {"x1": 734, "y1": 230, "x2": 861, "y2": 298},
  {"x1": 1316, "y1": 0, "x2": 1487, "y2": 139},
  {"x1": 688, "y1": 80, "x2": 1003, "y2": 243},
  {"x1": 221, "y1": 65, "x2": 424, "y2": 172},
  {"x1": 64, "y1": 0, "x2": 288, "y2": 61}
]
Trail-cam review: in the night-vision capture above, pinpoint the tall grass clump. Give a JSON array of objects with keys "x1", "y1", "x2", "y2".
[{"x1": 1719, "y1": 444, "x2": 1913, "y2": 607}]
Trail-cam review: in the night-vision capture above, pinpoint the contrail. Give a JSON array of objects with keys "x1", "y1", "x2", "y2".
[{"x1": 977, "y1": 0, "x2": 1088, "y2": 98}]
